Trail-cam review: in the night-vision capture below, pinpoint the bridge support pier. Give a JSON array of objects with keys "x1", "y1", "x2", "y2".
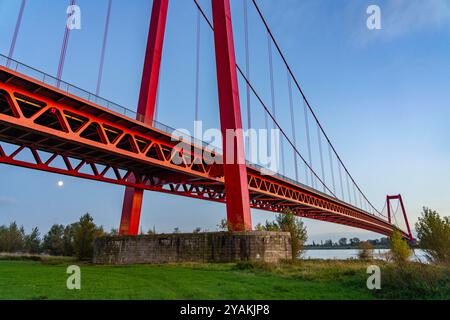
[
  {"x1": 94, "y1": 232, "x2": 292, "y2": 265},
  {"x1": 119, "y1": 0, "x2": 169, "y2": 235}
]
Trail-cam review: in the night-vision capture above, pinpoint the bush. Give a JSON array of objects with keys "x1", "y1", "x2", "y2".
[
  {"x1": 375, "y1": 263, "x2": 450, "y2": 300},
  {"x1": 415, "y1": 207, "x2": 450, "y2": 265},
  {"x1": 1, "y1": 213, "x2": 105, "y2": 260},
  {"x1": 217, "y1": 219, "x2": 234, "y2": 232},
  {"x1": 357, "y1": 241, "x2": 374, "y2": 260},
  {"x1": 389, "y1": 229, "x2": 412, "y2": 265}
]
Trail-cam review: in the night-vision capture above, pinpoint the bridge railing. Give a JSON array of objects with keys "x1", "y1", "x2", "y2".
[{"x1": 0, "y1": 54, "x2": 140, "y2": 121}]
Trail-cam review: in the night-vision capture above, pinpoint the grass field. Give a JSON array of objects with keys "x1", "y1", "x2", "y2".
[{"x1": 0, "y1": 258, "x2": 448, "y2": 300}]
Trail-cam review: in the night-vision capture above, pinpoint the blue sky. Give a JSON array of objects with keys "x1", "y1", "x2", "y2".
[{"x1": 0, "y1": 0, "x2": 449, "y2": 242}]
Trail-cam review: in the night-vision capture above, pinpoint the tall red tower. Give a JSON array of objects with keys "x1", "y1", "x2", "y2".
[
  {"x1": 211, "y1": 0, "x2": 252, "y2": 231},
  {"x1": 386, "y1": 194, "x2": 413, "y2": 240}
]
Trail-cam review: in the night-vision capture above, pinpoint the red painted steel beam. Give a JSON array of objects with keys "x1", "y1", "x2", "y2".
[
  {"x1": 121, "y1": 0, "x2": 169, "y2": 235},
  {"x1": 211, "y1": 0, "x2": 252, "y2": 231}
]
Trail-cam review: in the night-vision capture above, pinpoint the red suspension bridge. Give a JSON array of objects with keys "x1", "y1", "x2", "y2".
[{"x1": 0, "y1": 0, "x2": 413, "y2": 240}]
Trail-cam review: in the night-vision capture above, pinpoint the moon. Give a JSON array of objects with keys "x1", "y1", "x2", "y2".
[{"x1": 57, "y1": 180, "x2": 64, "y2": 187}]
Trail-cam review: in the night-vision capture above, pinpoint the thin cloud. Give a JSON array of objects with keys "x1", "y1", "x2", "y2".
[
  {"x1": 351, "y1": 0, "x2": 450, "y2": 45},
  {"x1": 0, "y1": 196, "x2": 16, "y2": 205},
  {"x1": 382, "y1": 0, "x2": 450, "y2": 38}
]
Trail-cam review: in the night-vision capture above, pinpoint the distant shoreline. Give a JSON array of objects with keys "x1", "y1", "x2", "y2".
[{"x1": 304, "y1": 246, "x2": 390, "y2": 250}]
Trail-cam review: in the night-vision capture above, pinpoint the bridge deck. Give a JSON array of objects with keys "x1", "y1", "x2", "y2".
[{"x1": 0, "y1": 64, "x2": 405, "y2": 238}]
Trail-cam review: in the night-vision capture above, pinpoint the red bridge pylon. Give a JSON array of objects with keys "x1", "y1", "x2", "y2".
[
  {"x1": 386, "y1": 194, "x2": 413, "y2": 240},
  {"x1": 120, "y1": 0, "x2": 252, "y2": 234}
]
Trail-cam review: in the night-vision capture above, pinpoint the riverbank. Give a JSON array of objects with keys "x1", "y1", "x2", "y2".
[
  {"x1": 304, "y1": 248, "x2": 427, "y2": 262},
  {"x1": 0, "y1": 258, "x2": 448, "y2": 300}
]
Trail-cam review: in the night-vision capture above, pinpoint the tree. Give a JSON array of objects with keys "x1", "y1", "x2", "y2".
[
  {"x1": 0, "y1": 226, "x2": 6, "y2": 252},
  {"x1": 256, "y1": 220, "x2": 280, "y2": 232},
  {"x1": 415, "y1": 207, "x2": 450, "y2": 265},
  {"x1": 24, "y1": 227, "x2": 41, "y2": 254},
  {"x1": 379, "y1": 237, "x2": 389, "y2": 246},
  {"x1": 217, "y1": 219, "x2": 235, "y2": 232},
  {"x1": 358, "y1": 241, "x2": 374, "y2": 260},
  {"x1": 0, "y1": 222, "x2": 25, "y2": 253},
  {"x1": 63, "y1": 224, "x2": 76, "y2": 257},
  {"x1": 42, "y1": 224, "x2": 65, "y2": 256},
  {"x1": 350, "y1": 237, "x2": 360, "y2": 246},
  {"x1": 389, "y1": 229, "x2": 412, "y2": 265},
  {"x1": 72, "y1": 214, "x2": 104, "y2": 260},
  {"x1": 147, "y1": 226, "x2": 156, "y2": 235},
  {"x1": 109, "y1": 228, "x2": 119, "y2": 236},
  {"x1": 257, "y1": 209, "x2": 307, "y2": 259},
  {"x1": 338, "y1": 237, "x2": 348, "y2": 247},
  {"x1": 193, "y1": 227, "x2": 202, "y2": 234}
]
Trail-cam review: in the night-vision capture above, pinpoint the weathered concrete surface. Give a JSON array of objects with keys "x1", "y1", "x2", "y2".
[{"x1": 93, "y1": 231, "x2": 292, "y2": 265}]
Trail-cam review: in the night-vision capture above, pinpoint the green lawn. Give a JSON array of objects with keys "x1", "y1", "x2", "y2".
[
  {"x1": 0, "y1": 259, "x2": 375, "y2": 300},
  {"x1": 0, "y1": 259, "x2": 448, "y2": 300}
]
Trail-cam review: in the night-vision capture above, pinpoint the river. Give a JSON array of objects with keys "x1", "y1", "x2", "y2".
[{"x1": 303, "y1": 249, "x2": 428, "y2": 262}]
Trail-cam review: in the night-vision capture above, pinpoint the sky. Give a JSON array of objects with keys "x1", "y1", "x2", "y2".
[{"x1": 0, "y1": 0, "x2": 449, "y2": 242}]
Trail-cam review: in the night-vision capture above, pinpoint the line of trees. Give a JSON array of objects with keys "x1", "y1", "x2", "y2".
[
  {"x1": 307, "y1": 237, "x2": 391, "y2": 248},
  {"x1": 1, "y1": 207, "x2": 447, "y2": 265},
  {"x1": 0, "y1": 223, "x2": 39, "y2": 254},
  {"x1": 0, "y1": 213, "x2": 104, "y2": 260}
]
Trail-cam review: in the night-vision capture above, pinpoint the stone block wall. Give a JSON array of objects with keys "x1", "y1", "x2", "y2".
[{"x1": 93, "y1": 231, "x2": 292, "y2": 265}]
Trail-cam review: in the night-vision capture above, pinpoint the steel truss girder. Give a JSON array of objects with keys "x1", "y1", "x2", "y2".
[{"x1": 0, "y1": 66, "x2": 407, "y2": 238}]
